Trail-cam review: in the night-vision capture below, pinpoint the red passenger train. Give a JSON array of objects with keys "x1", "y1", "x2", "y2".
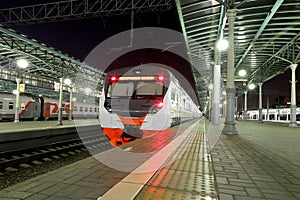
[{"x1": 0, "y1": 93, "x2": 98, "y2": 121}]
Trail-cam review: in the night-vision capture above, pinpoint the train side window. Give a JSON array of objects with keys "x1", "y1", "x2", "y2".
[
  {"x1": 0, "y1": 102, "x2": 2, "y2": 109},
  {"x1": 74, "y1": 106, "x2": 78, "y2": 111},
  {"x1": 79, "y1": 107, "x2": 83, "y2": 112},
  {"x1": 171, "y1": 92, "x2": 175, "y2": 101},
  {"x1": 94, "y1": 108, "x2": 97, "y2": 112},
  {"x1": 85, "y1": 107, "x2": 88, "y2": 112},
  {"x1": 89, "y1": 107, "x2": 93, "y2": 112},
  {"x1": 9, "y1": 102, "x2": 14, "y2": 109}
]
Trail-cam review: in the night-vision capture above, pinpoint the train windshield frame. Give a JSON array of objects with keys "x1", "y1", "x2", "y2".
[{"x1": 106, "y1": 80, "x2": 165, "y2": 99}]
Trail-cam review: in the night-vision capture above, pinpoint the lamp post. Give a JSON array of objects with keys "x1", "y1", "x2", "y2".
[
  {"x1": 57, "y1": 77, "x2": 64, "y2": 126},
  {"x1": 63, "y1": 78, "x2": 73, "y2": 121},
  {"x1": 258, "y1": 83, "x2": 263, "y2": 122},
  {"x1": 56, "y1": 78, "x2": 72, "y2": 125},
  {"x1": 212, "y1": 38, "x2": 228, "y2": 124},
  {"x1": 222, "y1": 9, "x2": 238, "y2": 135},
  {"x1": 14, "y1": 59, "x2": 29, "y2": 123},
  {"x1": 68, "y1": 86, "x2": 73, "y2": 121},
  {"x1": 289, "y1": 64, "x2": 298, "y2": 127}
]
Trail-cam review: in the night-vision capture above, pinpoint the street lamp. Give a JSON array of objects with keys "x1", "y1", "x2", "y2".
[
  {"x1": 16, "y1": 59, "x2": 29, "y2": 69},
  {"x1": 64, "y1": 78, "x2": 73, "y2": 121},
  {"x1": 14, "y1": 59, "x2": 29, "y2": 123},
  {"x1": 238, "y1": 69, "x2": 246, "y2": 77},
  {"x1": 216, "y1": 39, "x2": 228, "y2": 51},
  {"x1": 57, "y1": 78, "x2": 73, "y2": 125},
  {"x1": 248, "y1": 83, "x2": 255, "y2": 90}
]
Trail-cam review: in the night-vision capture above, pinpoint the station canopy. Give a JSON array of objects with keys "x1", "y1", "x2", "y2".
[
  {"x1": 176, "y1": 0, "x2": 300, "y2": 99},
  {"x1": 0, "y1": 23, "x2": 104, "y2": 98}
]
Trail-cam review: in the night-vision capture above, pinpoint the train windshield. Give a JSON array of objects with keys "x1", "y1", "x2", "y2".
[{"x1": 107, "y1": 81, "x2": 164, "y2": 99}]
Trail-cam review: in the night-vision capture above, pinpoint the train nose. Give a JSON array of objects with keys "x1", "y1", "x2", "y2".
[{"x1": 123, "y1": 124, "x2": 143, "y2": 138}]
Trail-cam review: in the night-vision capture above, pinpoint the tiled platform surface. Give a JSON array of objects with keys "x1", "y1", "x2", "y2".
[
  {"x1": 103, "y1": 119, "x2": 218, "y2": 200},
  {"x1": 211, "y1": 120, "x2": 300, "y2": 200},
  {"x1": 0, "y1": 119, "x2": 208, "y2": 200},
  {"x1": 0, "y1": 119, "x2": 299, "y2": 200}
]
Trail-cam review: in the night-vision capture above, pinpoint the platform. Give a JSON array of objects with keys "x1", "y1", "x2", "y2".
[
  {"x1": 0, "y1": 119, "x2": 101, "y2": 143},
  {"x1": 0, "y1": 119, "x2": 299, "y2": 199}
]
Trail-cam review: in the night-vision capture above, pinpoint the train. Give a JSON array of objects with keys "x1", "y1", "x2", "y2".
[
  {"x1": 0, "y1": 92, "x2": 98, "y2": 121},
  {"x1": 246, "y1": 108, "x2": 300, "y2": 122},
  {"x1": 99, "y1": 65, "x2": 202, "y2": 146}
]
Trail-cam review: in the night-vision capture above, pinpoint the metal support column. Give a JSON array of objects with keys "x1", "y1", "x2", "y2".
[
  {"x1": 267, "y1": 94, "x2": 270, "y2": 121},
  {"x1": 235, "y1": 96, "x2": 238, "y2": 119},
  {"x1": 212, "y1": 43, "x2": 221, "y2": 124},
  {"x1": 289, "y1": 64, "x2": 298, "y2": 127},
  {"x1": 244, "y1": 91, "x2": 247, "y2": 119},
  {"x1": 57, "y1": 78, "x2": 63, "y2": 125},
  {"x1": 208, "y1": 89, "x2": 212, "y2": 120},
  {"x1": 222, "y1": 9, "x2": 238, "y2": 135},
  {"x1": 258, "y1": 83, "x2": 263, "y2": 122},
  {"x1": 14, "y1": 78, "x2": 21, "y2": 123},
  {"x1": 68, "y1": 85, "x2": 73, "y2": 121}
]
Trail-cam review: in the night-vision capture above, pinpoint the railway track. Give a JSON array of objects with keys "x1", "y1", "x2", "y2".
[{"x1": 0, "y1": 134, "x2": 112, "y2": 173}]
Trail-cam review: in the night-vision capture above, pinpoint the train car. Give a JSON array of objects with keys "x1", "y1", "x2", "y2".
[
  {"x1": 0, "y1": 92, "x2": 98, "y2": 121},
  {"x1": 247, "y1": 108, "x2": 300, "y2": 122},
  {"x1": 99, "y1": 65, "x2": 202, "y2": 146}
]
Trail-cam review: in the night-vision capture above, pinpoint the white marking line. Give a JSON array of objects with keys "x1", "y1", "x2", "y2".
[
  {"x1": 98, "y1": 120, "x2": 200, "y2": 200},
  {"x1": 124, "y1": 147, "x2": 133, "y2": 152}
]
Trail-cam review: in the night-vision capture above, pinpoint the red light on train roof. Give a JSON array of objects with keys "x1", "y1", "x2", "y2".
[
  {"x1": 156, "y1": 75, "x2": 165, "y2": 82},
  {"x1": 110, "y1": 75, "x2": 119, "y2": 82}
]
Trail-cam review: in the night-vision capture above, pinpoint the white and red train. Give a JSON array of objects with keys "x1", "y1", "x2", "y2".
[
  {"x1": 0, "y1": 93, "x2": 98, "y2": 121},
  {"x1": 99, "y1": 65, "x2": 202, "y2": 146},
  {"x1": 247, "y1": 108, "x2": 300, "y2": 122}
]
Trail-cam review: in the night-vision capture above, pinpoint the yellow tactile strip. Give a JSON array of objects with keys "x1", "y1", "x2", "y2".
[{"x1": 134, "y1": 120, "x2": 218, "y2": 200}]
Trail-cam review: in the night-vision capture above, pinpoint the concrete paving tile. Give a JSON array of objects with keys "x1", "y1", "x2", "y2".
[
  {"x1": 42, "y1": 195, "x2": 74, "y2": 200},
  {"x1": 253, "y1": 180, "x2": 272, "y2": 189},
  {"x1": 285, "y1": 185, "x2": 300, "y2": 193},
  {"x1": 27, "y1": 182, "x2": 57, "y2": 193},
  {"x1": 291, "y1": 192, "x2": 300, "y2": 199},
  {"x1": 216, "y1": 177, "x2": 228, "y2": 184},
  {"x1": 54, "y1": 185, "x2": 82, "y2": 197},
  {"x1": 218, "y1": 193, "x2": 234, "y2": 200},
  {"x1": 287, "y1": 177, "x2": 300, "y2": 184},
  {"x1": 217, "y1": 184, "x2": 246, "y2": 191},
  {"x1": 40, "y1": 183, "x2": 69, "y2": 195},
  {"x1": 74, "y1": 181, "x2": 102, "y2": 188},
  {"x1": 67, "y1": 187, "x2": 94, "y2": 199},
  {"x1": 12, "y1": 182, "x2": 41, "y2": 192},
  {"x1": 25, "y1": 193, "x2": 49, "y2": 200},
  {"x1": 218, "y1": 188, "x2": 247, "y2": 196},
  {"x1": 63, "y1": 175, "x2": 84, "y2": 184},
  {"x1": 236, "y1": 172, "x2": 250, "y2": 179},
  {"x1": 245, "y1": 187, "x2": 263, "y2": 198},
  {"x1": 0, "y1": 191, "x2": 33, "y2": 199},
  {"x1": 234, "y1": 195, "x2": 265, "y2": 200},
  {"x1": 263, "y1": 193, "x2": 298, "y2": 200},
  {"x1": 229, "y1": 181, "x2": 256, "y2": 188},
  {"x1": 84, "y1": 186, "x2": 111, "y2": 199}
]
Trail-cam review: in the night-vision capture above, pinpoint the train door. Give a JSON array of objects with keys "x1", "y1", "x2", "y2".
[
  {"x1": 33, "y1": 97, "x2": 41, "y2": 120},
  {"x1": 38, "y1": 96, "x2": 45, "y2": 120}
]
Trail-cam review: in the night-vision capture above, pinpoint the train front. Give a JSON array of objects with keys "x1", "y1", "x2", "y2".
[{"x1": 99, "y1": 67, "x2": 171, "y2": 146}]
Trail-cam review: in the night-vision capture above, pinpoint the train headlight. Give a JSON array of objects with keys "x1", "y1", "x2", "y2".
[
  {"x1": 150, "y1": 101, "x2": 164, "y2": 113},
  {"x1": 157, "y1": 101, "x2": 163, "y2": 108}
]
